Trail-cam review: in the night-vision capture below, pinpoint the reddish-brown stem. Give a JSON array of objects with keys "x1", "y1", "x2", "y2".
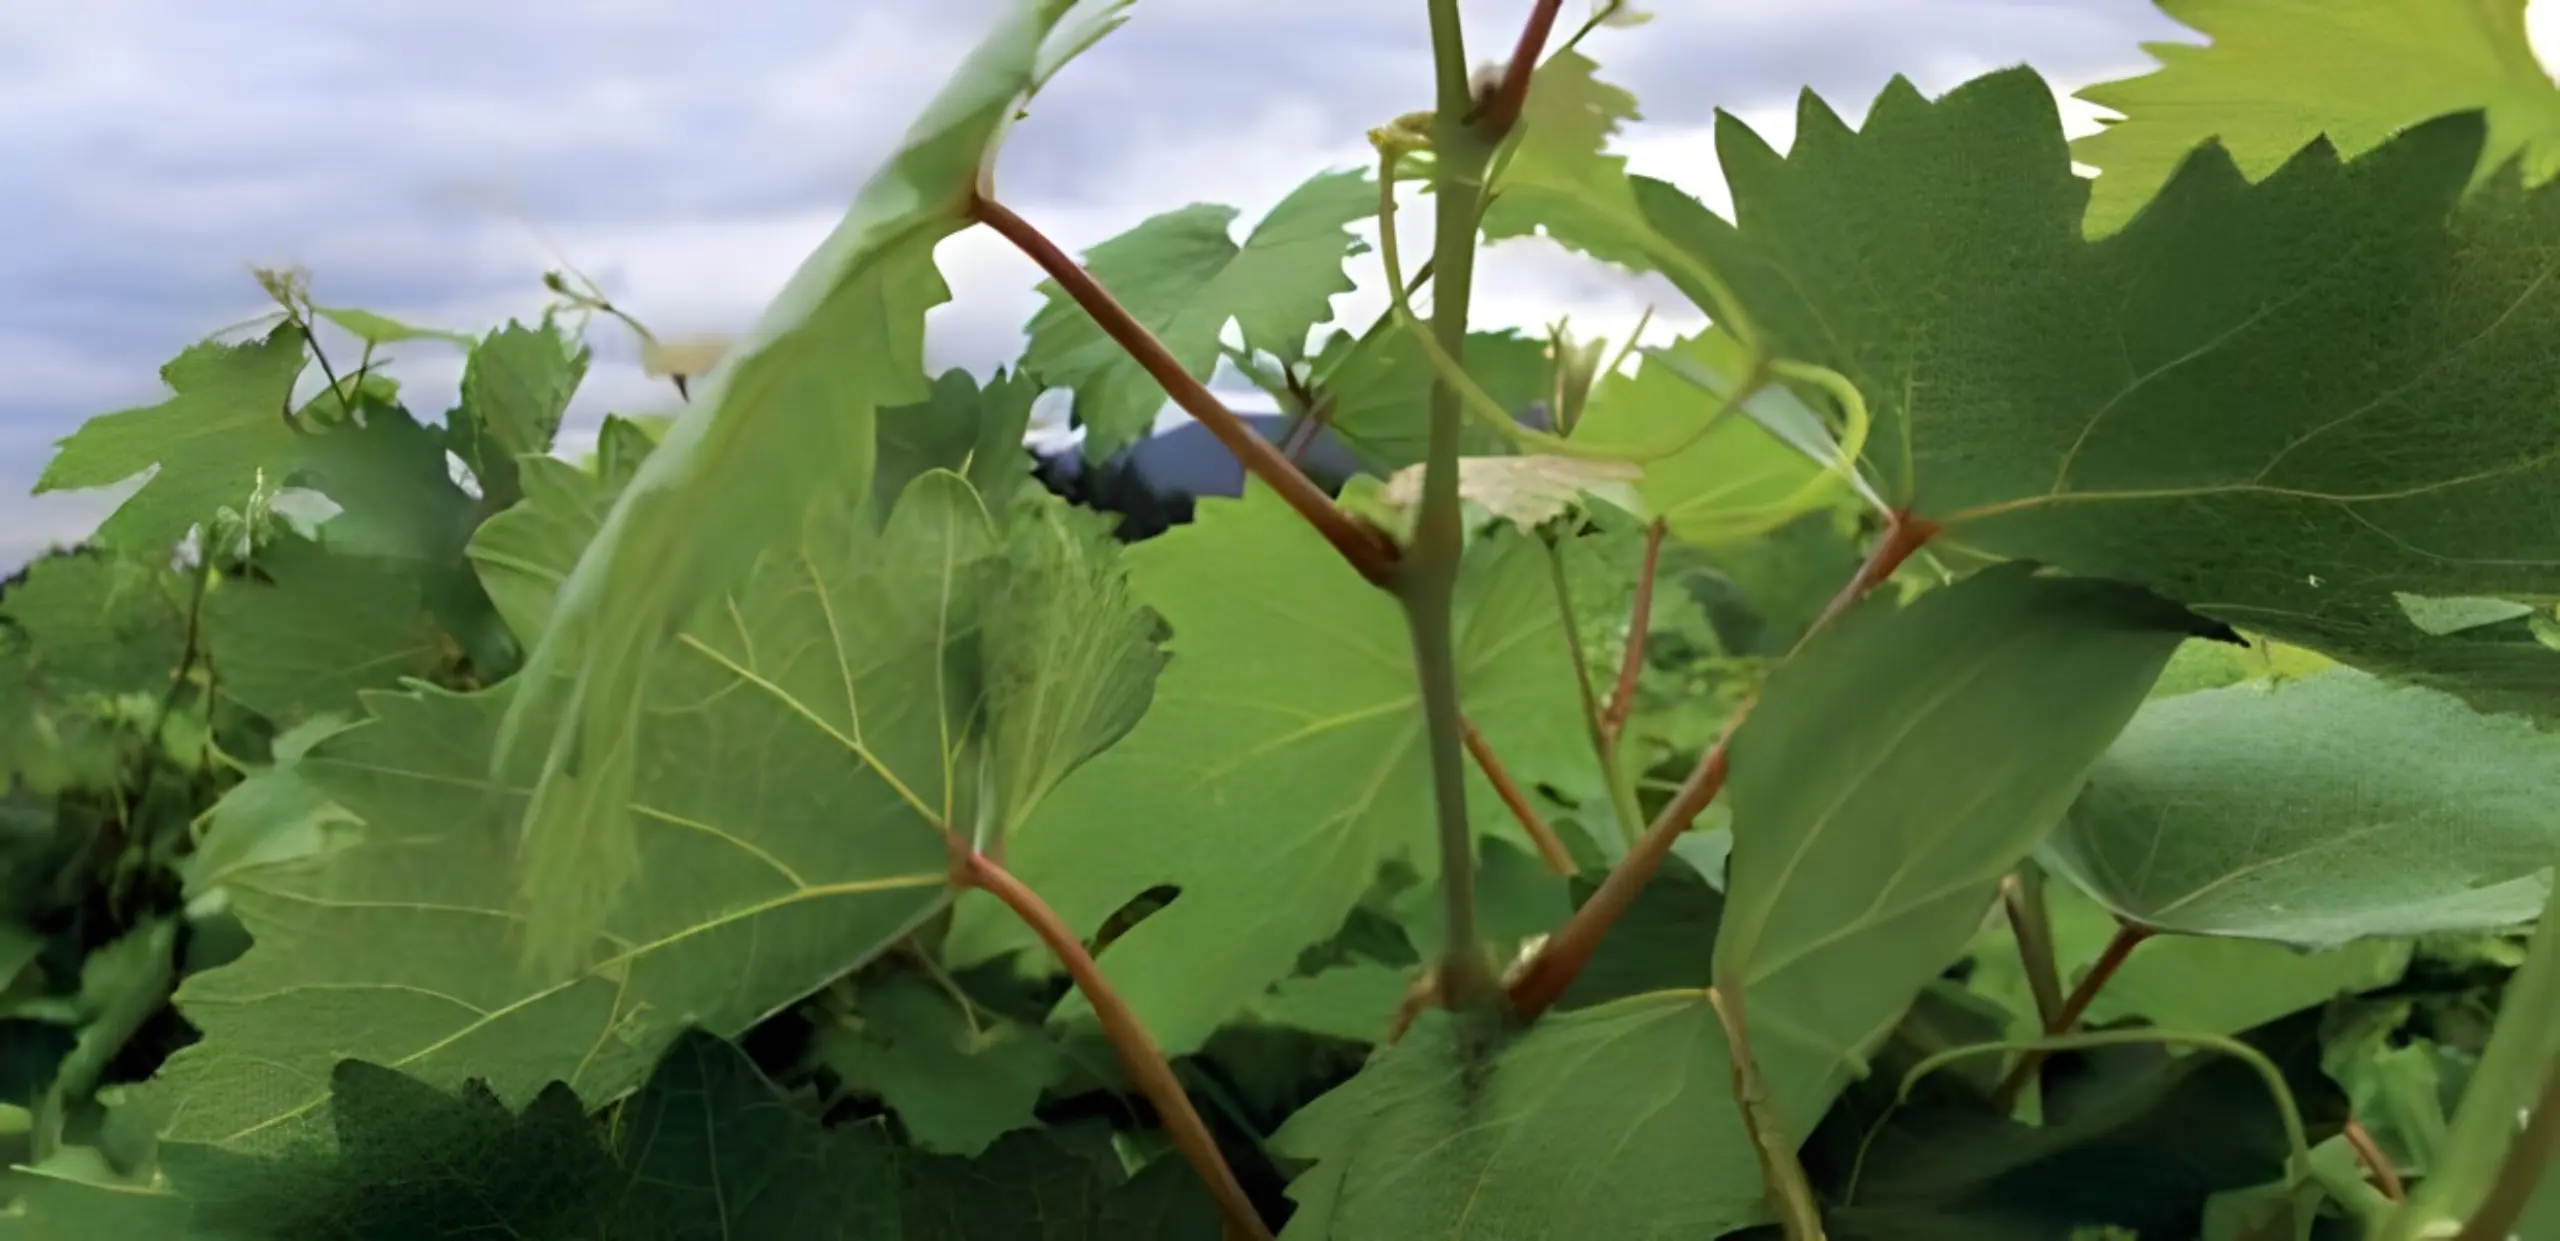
[
  {"x1": 1993, "y1": 919, "x2": 2156, "y2": 1109},
  {"x1": 1599, "y1": 519, "x2": 1665, "y2": 743},
  {"x1": 2001, "y1": 871, "x2": 2065, "y2": 1032},
  {"x1": 971, "y1": 197, "x2": 1398, "y2": 586},
  {"x1": 1507, "y1": 719, "x2": 1736, "y2": 1017},
  {"x1": 1460, "y1": 715, "x2": 1575, "y2": 875},
  {"x1": 962, "y1": 852, "x2": 1271, "y2": 1241},
  {"x1": 2341, "y1": 1117, "x2": 2406, "y2": 1202},
  {"x1": 1508, "y1": 511, "x2": 1939, "y2": 1019},
  {"x1": 1796, "y1": 509, "x2": 1938, "y2": 656},
  {"x1": 1470, "y1": 0, "x2": 1567, "y2": 132}
]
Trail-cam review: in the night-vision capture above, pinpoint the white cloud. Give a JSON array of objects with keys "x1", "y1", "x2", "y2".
[{"x1": 2, "y1": 0, "x2": 2425, "y2": 565}]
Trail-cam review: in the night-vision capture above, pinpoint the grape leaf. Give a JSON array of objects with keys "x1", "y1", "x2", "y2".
[
  {"x1": 875, "y1": 366, "x2": 1043, "y2": 526},
  {"x1": 168, "y1": 1030, "x2": 888, "y2": 1239},
  {"x1": 980, "y1": 496, "x2": 1164, "y2": 842},
  {"x1": 945, "y1": 485, "x2": 1592, "y2": 1055},
  {"x1": 1649, "y1": 68, "x2": 2560, "y2": 717},
  {"x1": 498, "y1": 0, "x2": 1130, "y2": 971},
  {"x1": 185, "y1": 715, "x2": 362, "y2": 902},
  {"x1": 1248, "y1": 962, "x2": 1410, "y2": 1044},
  {"x1": 464, "y1": 455, "x2": 628, "y2": 646},
  {"x1": 34, "y1": 326, "x2": 309, "y2": 553},
  {"x1": 443, "y1": 320, "x2": 588, "y2": 510},
  {"x1": 808, "y1": 972, "x2": 1063, "y2": 1156},
  {"x1": 291, "y1": 396, "x2": 478, "y2": 566},
  {"x1": 1568, "y1": 328, "x2": 1850, "y2": 546},
  {"x1": 1271, "y1": 997, "x2": 1768, "y2": 1239},
  {"x1": 1023, "y1": 166, "x2": 1375, "y2": 455},
  {"x1": 1313, "y1": 326, "x2": 1551, "y2": 472},
  {"x1": 1375, "y1": 453, "x2": 1641, "y2": 531},
  {"x1": 1715, "y1": 564, "x2": 2215, "y2": 1119},
  {"x1": 146, "y1": 473, "x2": 1002, "y2": 1155},
  {"x1": 0, "y1": 551, "x2": 187, "y2": 697},
  {"x1": 1479, "y1": 49, "x2": 1663, "y2": 272},
  {"x1": 2072, "y1": 0, "x2": 2560, "y2": 237},
  {"x1": 1270, "y1": 567, "x2": 2210, "y2": 1241},
  {"x1": 0, "y1": 1164, "x2": 198, "y2": 1241},
  {"x1": 312, "y1": 305, "x2": 474, "y2": 347},
  {"x1": 2042, "y1": 668, "x2": 2560, "y2": 945},
  {"x1": 32, "y1": 1029, "x2": 1214, "y2": 1238},
  {"x1": 1829, "y1": 1009, "x2": 2345, "y2": 1241},
  {"x1": 1967, "y1": 877, "x2": 2409, "y2": 1040},
  {"x1": 897, "y1": 1122, "x2": 1226, "y2": 1240},
  {"x1": 202, "y1": 537, "x2": 446, "y2": 722}
]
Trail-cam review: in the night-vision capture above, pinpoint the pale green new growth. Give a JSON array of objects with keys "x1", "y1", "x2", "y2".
[{"x1": 2074, "y1": 0, "x2": 2560, "y2": 237}]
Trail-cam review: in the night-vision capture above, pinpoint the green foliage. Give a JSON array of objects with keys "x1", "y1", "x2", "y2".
[
  {"x1": 5, "y1": 3, "x2": 2556, "y2": 1239},
  {"x1": 1025, "y1": 168, "x2": 1377, "y2": 456},
  {"x1": 1644, "y1": 70, "x2": 2560, "y2": 718},
  {"x1": 2071, "y1": 0, "x2": 2560, "y2": 237}
]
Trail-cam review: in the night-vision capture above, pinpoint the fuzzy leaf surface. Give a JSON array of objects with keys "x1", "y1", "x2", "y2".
[
  {"x1": 1271, "y1": 997, "x2": 1767, "y2": 1239},
  {"x1": 1715, "y1": 564, "x2": 2213, "y2": 1117},
  {"x1": 148, "y1": 474, "x2": 1003, "y2": 1156},
  {"x1": 2043, "y1": 668, "x2": 2560, "y2": 944},
  {"x1": 1273, "y1": 568, "x2": 2207, "y2": 1240},
  {"x1": 202, "y1": 538, "x2": 445, "y2": 722},
  {"x1": 1654, "y1": 69, "x2": 2560, "y2": 716}
]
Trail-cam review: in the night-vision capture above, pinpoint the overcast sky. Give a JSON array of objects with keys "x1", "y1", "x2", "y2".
[{"x1": 0, "y1": 0, "x2": 2467, "y2": 566}]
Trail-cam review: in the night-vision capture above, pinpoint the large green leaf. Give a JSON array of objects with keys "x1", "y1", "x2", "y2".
[
  {"x1": 1967, "y1": 876, "x2": 2410, "y2": 1041},
  {"x1": 463, "y1": 455, "x2": 626, "y2": 647},
  {"x1": 107, "y1": 1030, "x2": 1216, "y2": 1238},
  {"x1": 2073, "y1": 0, "x2": 2560, "y2": 237},
  {"x1": 946, "y1": 485, "x2": 1593, "y2": 1055},
  {"x1": 1269, "y1": 567, "x2": 2211, "y2": 1239},
  {"x1": 2042, "y1": 668, "x2": 2560, "y2": 944},
  {"x1": 980, "y1": 499, "x2": 1165, "y2": 842},
  {"x1": 497, "y1": 0, "x2": 1132, "y2": 970},
  {"x1": 1647, "y1": 68, "x2": 2560, "y2": 716},
  {"x1": 201, "y1": 537, "x2": 446, "y2": 722},
  {"x1": 32, "y1": 327, "x2": 310, "y2": 553},
  {"x1": 1023, "y1": 166, "x2": 1375, "y2": 454},
  {"x1": 184, "y1": 715, "x2": 363, "y2": 902},
  {"x1": 146, "y1": 473, "x2": 1003, "y2": 1155},
  {"x1": 442, "y1": 319, "x2": 588, "y2": 509},
  {"x1": 805, "y1": 972, "x2": 1064, "y2": 1157},
  {"x1": 294, "y1": 397, "x2": 481, "y2": 568},
  {"x1": 1715, "y1": 564, "x2": 2214, "y2": 1114},
  {"x1": 1271, "y1": 997, "x2": 1768, "y2": 1239},
  {"x1": 1824, "y1": 1009, "x2": 2347, "y2": 1240}
]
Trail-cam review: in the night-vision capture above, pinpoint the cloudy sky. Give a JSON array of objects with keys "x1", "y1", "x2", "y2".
[{"x1": 2, "y1": 0, "x2": 2525, "y2": 567}]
